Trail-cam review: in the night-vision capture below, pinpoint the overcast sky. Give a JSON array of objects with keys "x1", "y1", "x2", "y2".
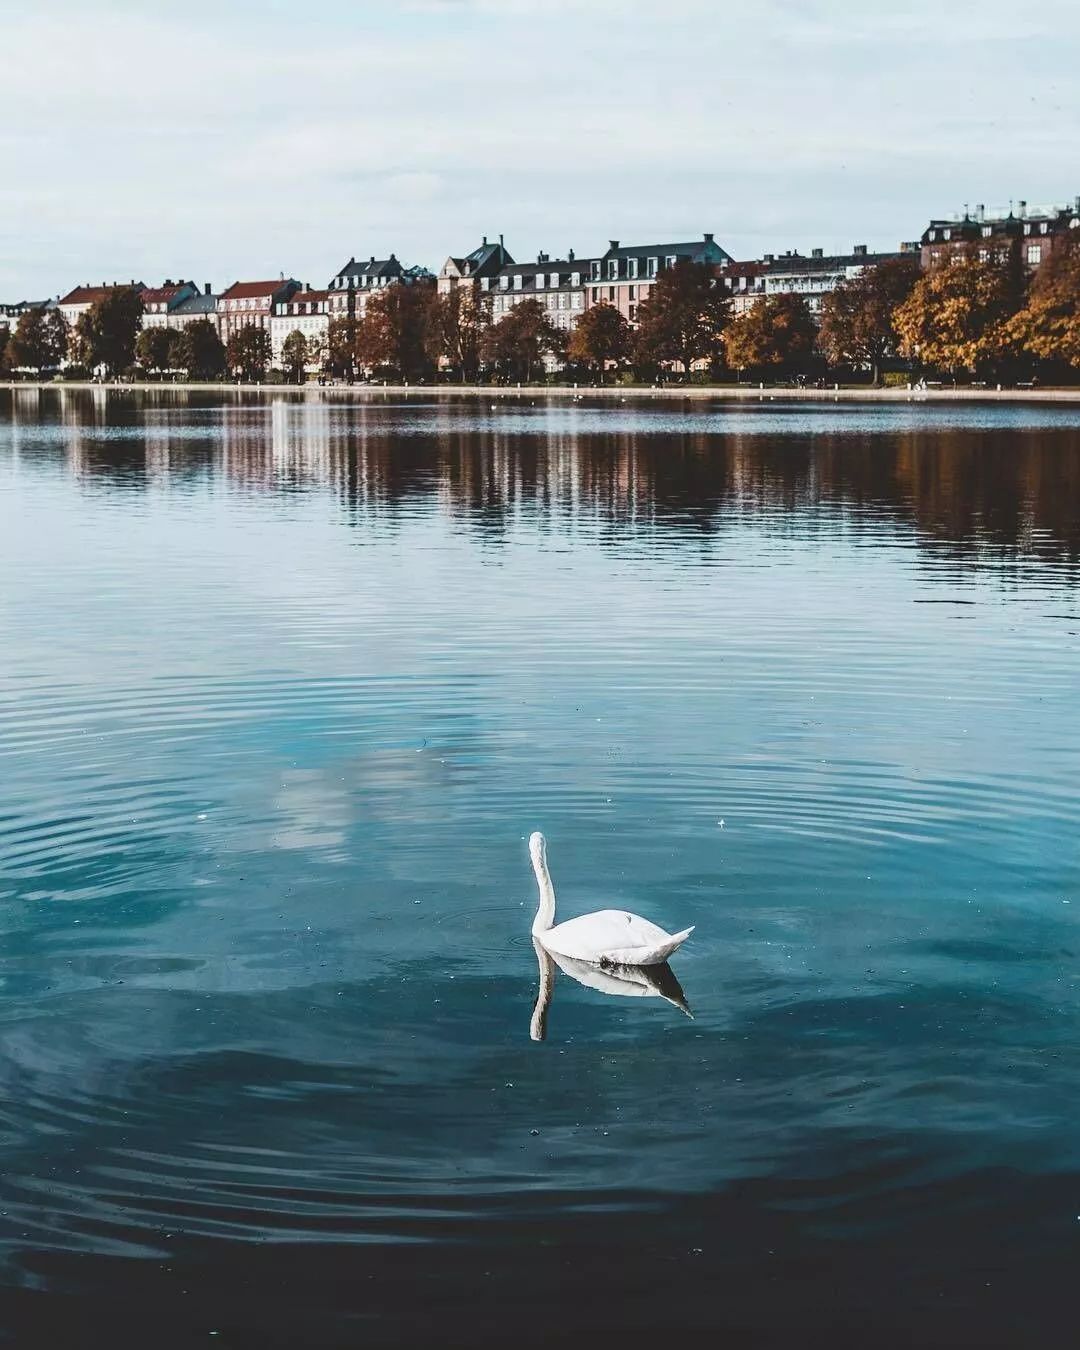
[{"x1": 3, "y1": 0, "x2": 1079, "y2": 298}]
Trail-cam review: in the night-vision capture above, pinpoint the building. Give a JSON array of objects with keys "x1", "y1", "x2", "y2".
[
  {"x1": 0, "y1": 299, "x2": 48, "y2": 330},
  {"x1": 718, "y1": 260, "x2": 770, "y2": 316},
  {"x1": 168, "y1": 287, "x2": 220, "y2": 330},
  {"x1": 140, "y1": 280, "x2": 202, "y2": 329},
  {"x1": 217, "y1": 278, "x2": 300, "y2": 345},
  {"x1": 719, "y1": 243, "x2": 919, "y2": 317},
  {"x1": 270, "y1": 287, "x2": 331, "y2": 369},
  {"x1": 57, "y1": 282, "x2": 145, "y2": 331},
  {"x1": 587, "y1": 234, "x2": 732, "y2": 325},
  {"x1": 487, "y1": 251, "x2": 594, "y2": 336},
  {"x1": 438, "y1": 236, "x2": 513, "y2": 296},
  {"x1": 326, "y1": 254, "x2": 433, "y2": 323},
  {"x1": 921, "y1": 198, "x2": 1080, "y2": 272}
]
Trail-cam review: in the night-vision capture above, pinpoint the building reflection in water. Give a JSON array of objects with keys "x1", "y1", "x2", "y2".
[{"x1": 3, "y1": 389, "x2": 1080, "y2": 571}]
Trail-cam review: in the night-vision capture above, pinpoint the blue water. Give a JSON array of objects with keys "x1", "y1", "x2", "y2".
[{"x1": 1, "y1": 388, "x2": 1080, "y2": 1348}]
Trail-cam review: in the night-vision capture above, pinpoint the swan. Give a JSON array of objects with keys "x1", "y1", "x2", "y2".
[
  {"x1": 529, "y1": 832, "x2": 694, "y2": 967},
  {"x1": 530, "y1": 939, "x2": 692, "y2": 1041}
]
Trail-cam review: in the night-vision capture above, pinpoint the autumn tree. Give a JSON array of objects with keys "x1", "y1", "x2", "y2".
[
  {"x1": 481, "y1": 298, "x2": 565, "y2": 382},
  {"x1": 74, "y1": 286, "x2": 144, "y2": 375},
  {"x1": 354, "y1": 284, "x2": 434, "y2": 380},
  {"x1": 893, "y1": 255, "x2": 1017, "y2": 379},
  {"x1": 721, "y1": 294, "x2": 817, "y2": 376},
  {"x1": 175, "y1": 320, "x2": 225, "y2": 380},
  {"x1": 281, "y1": 329, "x2": 309, "y2": 384},
  {"x1": 818, "y1": 255, "x2": 920, "y2": 384},
  {"x1": 0, "y1": 325, "x2": 9, "y2": 375},
  {"x1": 567, "y1": 302, "x2": 631, "y2": 382},
  {"x1": 325, "y1": 317, "x2": 358, "y2": 380},
  {"x1": 1007, "y1": 230, "x2": 1080, "y2": 370},
  {"x1": 633, "y1": 260, "x2": 730, "y2": 376},
  {"x1": 426, "y1": 287, "x2": 491, "y2": 381},
  {"x1": 226, "y1": 323, "x2": 272, "y2": 382}
]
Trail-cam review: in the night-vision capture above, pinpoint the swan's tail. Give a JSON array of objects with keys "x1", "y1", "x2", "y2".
[{"x1": 607, "y1": 926, "x2": 695, "y2": 968}]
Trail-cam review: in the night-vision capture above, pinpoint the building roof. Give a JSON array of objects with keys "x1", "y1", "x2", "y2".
[
  {"x1": 600, "y1": 235, "x2": 733, "y2": 264},
  {"x1": 221, "y1": 279, "x2": 298, "y2": 301},
  {"x1": 335, "y1": 255, "x2": 403, "y2": 281},
  {"x1": 279, "y1": 289, "x2": 332, "y2": 309},
  {"x1": 59, "y1": 283, "x2": 144, "y2": 306},
  {"x1": 173, "y1": 293, "x2": 219, "y2": 316},
  {"x1": 765, "y1": 249, "x2": 902, "y2": 276},
  {"x1": 140, "y1": 282, "x2": 193, "y2": 305}
]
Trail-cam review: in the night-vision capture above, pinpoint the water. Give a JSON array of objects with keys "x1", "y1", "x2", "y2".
[{"x1": 1, "y1": 388, "x2": 1080, "y2": 1348}]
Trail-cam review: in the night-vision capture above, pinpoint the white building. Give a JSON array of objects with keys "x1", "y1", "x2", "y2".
[{"x1": 270, "y1": 288, "x2": 331, "y2": 371}]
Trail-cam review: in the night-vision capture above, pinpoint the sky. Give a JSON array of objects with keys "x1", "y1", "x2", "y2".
[{"x1": 3, "y1": 0, "x2": 1080, "y2": 299}]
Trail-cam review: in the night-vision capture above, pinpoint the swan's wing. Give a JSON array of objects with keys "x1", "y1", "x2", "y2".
[{"x1": 543, "y1": 910, "x2": 693, "y2": 966}]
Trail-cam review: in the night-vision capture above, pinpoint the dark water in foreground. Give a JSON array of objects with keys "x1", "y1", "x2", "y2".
[{"x1": 2, "y1": 388, "x2": 1080, "y2": 1347}]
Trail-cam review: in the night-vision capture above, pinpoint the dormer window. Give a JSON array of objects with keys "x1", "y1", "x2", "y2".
[
  {"x1": 1024, "y1": 223, "x2": 1032, "y2": 235},
  {"x1": 499, "y1": 276, "x2": 509, "y2": 290},
  {"x1": 982, "y1": 225, "x2": 992, "y2": 237},
  {"x1": 647, "y1": 257, "x2": 658, "y2": 277},
  {"x1": 942, "y1": 230, "x2": 951, "y2": 241},
  {"x1": 549, "y1": 273, "x2": 558, "y2": 289},
  {"x1": 513, "y1": 275, "x2": 522, "y2": 290},
  {"x1": 665, "y1": 255, "x2": 677, "y2": 268},
  {"x1": 570, "y1": 272, "x2": 580, "y2": 287},
  {"x1": 1040, "y1": 222, "x2": 1048, "y2": 234},
  {"x1": 628, "y1": 258, "x2": 638, "y2": 278},
  {"x1": 536, "y1": 273, "x2": 545, "y2": 290},
  {"x1": 480, "y1": 278, "x2": 490, "y2": 291},
  {"x1": 591, "y1": 262, "x2": 600, "y2": 280},
  {"x1": 608, "y1": 259, "x2": 618, "y2": 280},
  {"x1": 1072, "y1": 217, "x2": 1080, "y2": 229}
]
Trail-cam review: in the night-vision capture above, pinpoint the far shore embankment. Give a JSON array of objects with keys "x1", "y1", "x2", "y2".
[{"x1": 4, "y1": 380, "x2": 1080, "y2": 404}]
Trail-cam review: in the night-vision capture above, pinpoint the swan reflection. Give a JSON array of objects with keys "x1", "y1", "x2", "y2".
[{"x1": 530, "y1": 939, "x2": 692, "y2": 1041}]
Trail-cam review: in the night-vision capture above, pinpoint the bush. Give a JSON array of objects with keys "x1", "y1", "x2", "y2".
[
  {"x1": 882, "y1": 371, "x2": 911, "y2": 388},
  {"x1": 59, "y1": 364, "x2": 90, "y2": 381}
]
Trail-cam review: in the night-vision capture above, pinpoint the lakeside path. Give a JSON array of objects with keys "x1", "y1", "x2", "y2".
[{"x1": 5, "y1": 381, "x2": 1080, "y2": 403}]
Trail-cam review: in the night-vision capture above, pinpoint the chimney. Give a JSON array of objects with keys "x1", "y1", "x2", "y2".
[
  {"x1": 976, "y1": 203, "x2": 986, "y2": 222},
  {"x1": 568, "y1": 248, "x2": 575, "y2": 261},
  {"x1": 1018, "y1": 200, "x2": 1027, "y2": 218},
  {"x1": 812, "y1": 247, "x2": 823, "y2": 259},
  {"x1": 763, "y1": 253, "x2": 775, "y2": 263},
  {"x1": 609, "y1": 240, "x2": 620, "y2": 250},
  {"x1": 853, "y1": 244, "x2": 868, "y2": 256},
  {"x1": 704, "y1": 232, "x2": 714, "y2": 243},
  {"x1": 205, "y1": 282, "x2": 212, "y2": 295},
  {"x1": 482, "y1": 236, "x2": 488, "y2": 246}
]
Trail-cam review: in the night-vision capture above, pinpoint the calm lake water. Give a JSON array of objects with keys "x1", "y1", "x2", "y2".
[{"x1": 2, "y1": 388, "x2": 1080, "y2": 1348}]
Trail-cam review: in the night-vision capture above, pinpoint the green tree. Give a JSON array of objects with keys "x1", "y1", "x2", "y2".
[
  {"x1": 633, "y1": 260, "x2": 730, "y2": 376},
  {"x1": 481, "y1": 298, "x2": 565, "y2": 382},
  {"x1": 567, "y1": 302, "x2": 631, "y2": 382},
  {"x1": 721, "y1": 294, "x2": 817, "y2": 376},
  {"x1": 8, "y1": 307, "x2": 60, "y2": 373},
  {"x1": 226, "y1": 324, "x2": 272, "y2": 382},
  {"x1": 426, "y1": 288, "x2": 491, "y2": 381},
  {"x1": 818, "y1": 255, "x2": 920, "y2": 384},
  {"x1": 174, "y1": 320, "x2": 225, "y2": 380},
  {"x1": 75, "y1": 286, "x2": 144, "y2": 375},
  {"x1": 893, "y1": 255, "x2": 1017, "y2": 379},
  {"x1": 325, "y1": 317, "x2": 358, "y2": 380},
  {"x1": 281, "y1": 329, "x2": 309, "y2": 384},
  {"x1": 135, "y1": 326, "x2": 175, "y2": 374},
  {"x1": 1007, "y1": 230, "x2": 1080, "y2": 369},
  {"x1": 354, "y1": 284, "x2": 434, "y2": 380}
]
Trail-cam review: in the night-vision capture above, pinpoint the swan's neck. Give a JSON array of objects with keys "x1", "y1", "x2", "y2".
[{"x1": 531, "y1": 848, "x2": 556, "y2": 934}]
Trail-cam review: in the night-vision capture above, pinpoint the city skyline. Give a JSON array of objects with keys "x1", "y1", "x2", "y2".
[{"x1": 4, "y1": 0, "x2": 1080, "y2": 299}]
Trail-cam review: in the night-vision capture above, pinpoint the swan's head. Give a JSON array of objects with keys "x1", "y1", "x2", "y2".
[{"x1": 529, "y1": 831, "x2": 547, "y2": 869}]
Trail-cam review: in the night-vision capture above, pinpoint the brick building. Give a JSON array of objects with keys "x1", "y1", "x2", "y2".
[{"x1": 218, "y1": 278, "x2": 300, "y2": 345}]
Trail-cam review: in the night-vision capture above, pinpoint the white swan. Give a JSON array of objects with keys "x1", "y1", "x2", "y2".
[{"x1": 529, "y1": 832, "x2": 694, "y2": 967}]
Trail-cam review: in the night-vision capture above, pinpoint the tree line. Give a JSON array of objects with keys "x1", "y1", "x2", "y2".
[{"x1": 4, "y1": 234, "x2": 1080, "y2": 384}]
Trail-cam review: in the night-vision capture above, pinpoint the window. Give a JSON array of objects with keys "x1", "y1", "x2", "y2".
[
  {"x1": 647, "y1": 257, "x2": 658, "y2": 277},
  {"x1": 591, "y1": 288, "x2": 599, "y2": 303},
  {"x1": 550, "y1": 273, "x2": 558, "y2": 288},
  {"x1": 1027, "y1": 244, "x2": 1043, "y2": 265},
  {"x1": 629, "y1": 304, "x2": 637, "y2": 323},
  {"x1": 628, "y1": 258, "x2": 638, "y2": 278},
  {"x1": 499, "y1": 276, "x2": 509, "y2": 290},
  {"x1": 513, "y1": 275, "x2": 522, "y2": 290},
  {"x1": 591, "y1": 262, "x2": 600, "y2": 280},
  {"x1": 535, "y1": 273, "x2": 545, "y2": 290},
  {"x1": 1024, "y1": 223, "x2": 1032, "y2": 235},
  {"x1": 628, "y1": 285, "x2": 636, "y2": 300},
  {"x1": 570, "y1": 272, "x2": 580, "y2": 287},
  {"x1": 928, "y1": 230, "x2": 937, "y2": 241},
  {"x1": 665, "y1": 254, "x2": 677, "y2": 268},
  {"x1": 558, "y1": 293, "x2": 567, "y2": 309},
  {"x1": 573, "y1": 294, "x2": 583, "y2": 309},
  {"x1": 1040, "y1": 222, "x2": 1048, "y2": 234},
  {"x1": 608, "y1": 259, "x2": 618, "y2": 279},
  {"x1": 608, "y1": 286, "x2": 615, "y2": 302},
  {"x1": 982, "y1": 225, "x2": 992, "y2": 237},
  {"x1": 979, "y1": 248, "x2": 990, "y2": 262},
  {"x1": 943, "y1": 229, "x2": 951, "y2": 241}
]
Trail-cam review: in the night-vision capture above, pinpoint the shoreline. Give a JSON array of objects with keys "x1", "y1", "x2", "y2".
[{"x1": 3, "y1": 380, "x2": 1080, "y2": 403}]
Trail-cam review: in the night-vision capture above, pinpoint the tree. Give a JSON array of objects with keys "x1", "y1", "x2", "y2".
[
  {"x1": 481, "y1": 298, "x2": 565, "y2": 382},
  {"x1": 426, "y1": 288, "x2": 491, "y2": 381},
  {"x1": 281, "y1": 329, "x2": 309, "y2": 384},
  {"x1": 7, "y1": 306, "x2": 65, "y2": 373},
  {"x1": 0, "y1": 325, "x2": 9, "y2": 375},
  {"x1": 354, "y1": 284, "x2": 434, "y2": 380},
  {"x1": 818, "y1": 255, "x2": 920, "y2": 384},
  {"x1": 226, "y1": 324, "x2": 272, "y2": 382},
  {"x1": 893, "y1": 255, "x2": 1016, "y2": 379},
  {"x1": 632, "y1": 260, "x2": 730, "y2": 376},
  {"x1": 135, "y1": 326, "x2": 176, "y2": 375},
  {"x1": 722, "y1": 294, "x2": 817, "y2": 376},
  {"x1": 175, "y1": 320, "x2": 225, "y2": 380},
  {"x1": 325, "y1": 317, "x2": 358, "y2": 380},
  {"x1": 1007, "y1": 230, "x2": 1080, "y2": 369},
  {"x1": 306, "y1": 333, "x2": 326, "y2": 375},
  {"x1": 567, "y1": 302, "x2": 631, "y2": 382},
  {"x1": 74, "y1": 286, "x2": 144, "y2": 375}
]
